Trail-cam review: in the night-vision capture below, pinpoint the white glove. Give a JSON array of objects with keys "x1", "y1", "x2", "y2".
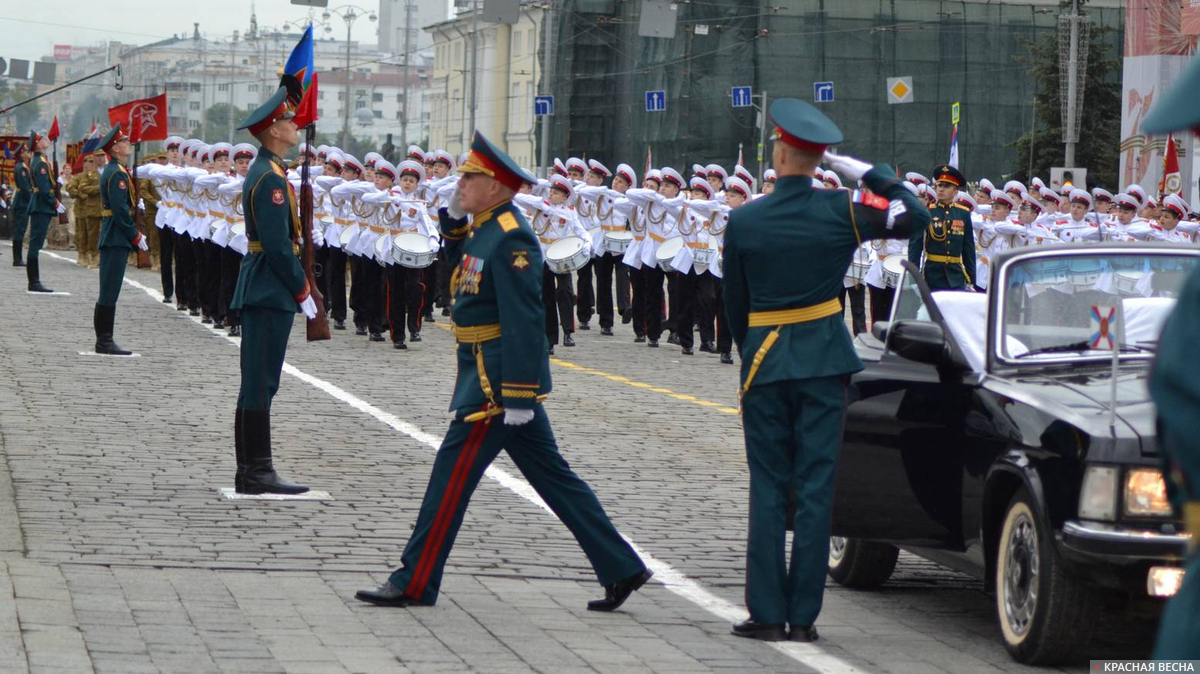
[
  {"x1": 299, "y1": 295, "x2": 318, "y2": 319},
  {"x1": 503, "y1": 408, "x2": 535, "y2": 426},
  {"x1": 446, "y1": 184, "x2": 466, "y2": 220},
  {"x1": 56, "y1": 202, "x2": 66, "y2": 214},
  {"x1": 136, "y1": 236, "x2": 149, "y2": 252},
  {"x1": 823, "y1": 151, "x2": 872, "y2": 182},
  {"x1": 138, "y1": 198, "x2": 145, "y2": 212}
]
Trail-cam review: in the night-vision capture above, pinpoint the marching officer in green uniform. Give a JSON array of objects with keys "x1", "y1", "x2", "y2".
[
  {"x1": 1141, "y1": 53, "x2": 1200, "y2": 661},
  {"x1": 723, "y1": 98, "x2": 930, "y2": 642},
  {"x1": 229, "y1": 87, "x2": 315, "y2": 496},
  {"x1": 11, "y1": 142, "x2": 31, "y2": 267},
  {"x1": 25, "y1": 130, "x2": 57, "y2": 292},
  {"x1": 908, "y1": 164, "x2": 975, "y2": 291},
  {"x1": 94, "y1": 124, "x2": 150, "y2": 356},
  {"x1": 355, "y1": 131, "x2": 652, "y2": 611}
]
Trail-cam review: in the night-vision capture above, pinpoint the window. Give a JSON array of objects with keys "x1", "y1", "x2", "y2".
[
  {"x1": 509, "y1": 82, "x2": 519, "y2": 129},
  {"x1": 355, "y1": 100, "x2": 366, "y2": 109},
  {"x1": 319, "y1": 90, "x2": 325, "y2": 100},
  {"x1": 512, "y1": 30, "x2": 521, "y2": 58},
  {"x1": 189, "y1": 83, "x2": 200, "y2": 92},
  {"x1": 338, "y1": 91, "x2": 345, "y2": 101},
  {"x1": 396, "y1": 93, "x2": 404, "y2": 103},
  {"x1": 357, "y1": 68, "x2": 370, "y2": 74},
  {"x1": 373, "y1": 110, "x2": 382, "y2": 119},
  {"x1": 248, "y1": 83, "x2": 259, "y2": 93},
  {"x1": 356, "y1": 89, "x2": 367, "y2": 96},
  {"x1": 188, "y1": 119, "x2": 200, "y2": 128},
  {"x1": 217, "y1": 83, "x2": 229, "y2": 92},
  {"x1": 189, "y1": 101, "x2": 200, "y2": 111},
  {"x1": 455, "y1": 42, "x2": 462, "y2": 67},
  {"x1": 317, "y1": 108, "x2": 324, "y2": 118},
  {"x1": 372, "y1": 92, "x2": 383, "y2": 102}
]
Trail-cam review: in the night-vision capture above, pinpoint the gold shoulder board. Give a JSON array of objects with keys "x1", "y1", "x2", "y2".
[{"x1": 498, "y1": 211, "x2": 519, "y2": 233}]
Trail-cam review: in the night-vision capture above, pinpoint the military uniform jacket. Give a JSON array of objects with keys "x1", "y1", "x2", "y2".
[
  {"x1": 230, "y1": 147, "x2": 307, "y2": 313},
  {"x1": 98, "y1": 161, "x2": 139, "y2": 250},
  {"x1": 12, "y1": 161, "x2": 32, "y2": 213},
  {"x1": 908, "y1": 200, "x2": 975, "y2": 289},
  {"x1": 78, "y1": 169, "x2": 102, "y2": 217},
  {"x1": 1151, "y1": 264, "x2": 1200, "y2": 513},
  {"x1": 27, "y1": 153, "x2": 56, "y2": 215},
  {"x1": 724, "y1": 167, "x2": 930, "y2": 386},
  {"x1": 440, "y1": 199, "x2": 552, "y2": 415}
]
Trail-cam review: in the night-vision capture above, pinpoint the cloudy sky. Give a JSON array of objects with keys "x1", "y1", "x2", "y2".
[{"x1": 1, "y1": 1, "x2": 377, "y2": 62}]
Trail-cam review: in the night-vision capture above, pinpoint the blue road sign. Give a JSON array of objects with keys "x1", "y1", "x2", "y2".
[
  {"x1": 814, "y1": 81, "x2": 834, "y2": 103},
  {"x1": 645, "y1": 90, "x2": 666, "y2": 112},
  {"x1": 534, "y1": 95, "x2": 554, "y2": 117},
  {"x1": 731, "y1": 86, "x2": 752, "y2": 108}
]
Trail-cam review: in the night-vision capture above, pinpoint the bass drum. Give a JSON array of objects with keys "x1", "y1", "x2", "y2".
[{"x1": 655, "y1": 237, "x2": 685, "y2": 272}]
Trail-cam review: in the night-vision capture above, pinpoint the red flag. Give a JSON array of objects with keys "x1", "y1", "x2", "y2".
[
  {"x1": 47, "y1": 116, "x2": 60, "y2": 142},
  {"x1": 1160, "y1": 133, "x2": 1181, "y2": 197},
  {"x1": 292, "y1": 72, "x2": 319, "y2": 129},
  {"x1": 108, "y1": 93, "x2": 169, "y2": 142},
  {"x1": 129, "y1": 107, "x2": 143, "y2": 145}
]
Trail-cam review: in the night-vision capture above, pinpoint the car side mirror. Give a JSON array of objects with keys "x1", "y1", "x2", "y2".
[
  {"x1": 872, "y1": 321, "x2": 890, "y2": 342},
  {"x1": 889, "y1": 320, "x2": 948, "y2": 365}
]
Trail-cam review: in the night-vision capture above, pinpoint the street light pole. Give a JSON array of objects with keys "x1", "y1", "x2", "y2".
[
  {"x1": 537, "y1": 1, "x2": 555, "y2": 178},
  {"x1": 401, "y1": 0, "x2": 413, "y2": 148},
  {"x1": 469, "y1": 0, "x2": 479, "y2": 137},
  {"x1": 343, "y1": 9, "x2": 355, "y2": 149}
]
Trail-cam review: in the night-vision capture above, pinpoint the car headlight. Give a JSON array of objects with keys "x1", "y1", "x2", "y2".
[
  {"x1": 1125, "y1": 468, "x2": 1172, "y2": 517},
  {"x1": 1079, "y1": 465, "x2": 1119, "y2": 521}
]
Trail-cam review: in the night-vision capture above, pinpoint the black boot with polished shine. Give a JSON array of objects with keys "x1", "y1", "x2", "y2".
[
  {"x1": 241, "y1": 409, "x2": 309, "y2": 495},
  {"x1": 587, "y1": 569, "x2": 653, "y2": 612}
]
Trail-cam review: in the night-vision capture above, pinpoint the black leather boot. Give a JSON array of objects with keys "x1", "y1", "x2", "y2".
[
  {"x1": 93, "y1": 304, "x2": 132, "y2": 355},
  {"x1": 234, "y1": 407, "x2": 246, "y2": 493},
  {"x1": 26, "y1": 258, "x2": 53, "y2": 293},
  {"x1": 12, "y1": 239, "x2": 25, "y2": 267},
  {"x1": 241, "y1": 409, "x2": 309, "y2": 495}
]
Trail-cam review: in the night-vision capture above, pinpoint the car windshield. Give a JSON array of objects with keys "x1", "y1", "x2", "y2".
[{"x1": 997, "y1": 252, "x2": 1197, "y2": 363}]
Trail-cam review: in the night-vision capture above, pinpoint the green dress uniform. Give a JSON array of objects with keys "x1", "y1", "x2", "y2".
[
  {"x1": 908, "y1": 165, "x2": 975, "y2": 291},
  {"x1": 11, "y1": 150, "x2": 31, "y2": 266},
  {"x1": 229, "y1": 87, "x2": 310, "y2": 496},
  {"x1": 93, "y1": 125, "x2": 145, "y2": 356},
  {"x1": 358, "y1": 132, "x2": 650, "y2": 611},
  {"x1": 722, "y1": 98, "x2": 931, "y2": 640},
  {"x1": 25, "y1": 133, "x2": 57, "y2": 292},
  {"x1": 1141, "y1": 52, "x2": 1200, "y2": 660}
]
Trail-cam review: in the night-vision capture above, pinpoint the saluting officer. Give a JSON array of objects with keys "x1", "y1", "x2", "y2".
[
  {"x1": 356, "y1": 131, "x2": 652, "y2": 612},
  {"x1": 229, "y1": 87, "x2": 316, "y2": 496},
  {"x1": 908, "y1": 164, "x2": 975, "y2": 291},
  {"x1": 1140, "y1": 52, "x2": 1200, "y2": 660},
  {"x1": 723, "y1": 99, "x2": 929, "y2": 642},
  {"x1": 25, "y1": 130, "x2": 58, "y2": 293},
  {"x1": 94, "y1": 124, "x2": 151, "y2": 355}
]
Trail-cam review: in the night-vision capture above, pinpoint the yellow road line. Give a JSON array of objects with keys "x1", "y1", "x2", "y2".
[{"x1": 430, "y1": 322, "x2": 739, "y2": 415}]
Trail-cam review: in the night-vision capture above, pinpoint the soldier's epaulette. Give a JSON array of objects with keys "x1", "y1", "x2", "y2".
[
  {"x1": 269, "y1": 163, "x2": 287, "y2": 179},
  {"x1": 497, "y1": 211, "x2": 519, "y2": 233},
  {"x1": 951, "y1": 203, "x2": 971, "y2": 212}
]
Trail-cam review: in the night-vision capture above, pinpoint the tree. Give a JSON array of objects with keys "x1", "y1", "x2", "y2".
[
  {"x1": 1009, "y1": 17, "x2": 1122, "y2": 189},
  {"x1": 66, "y1": 94, "x2": 117, "y2": 140},
  {"x1": 202, "y1": 103, "x2": 257, "y2": 145},
  {"x1": 0, "y1": 80, "x2": 42, "y2": 135}
]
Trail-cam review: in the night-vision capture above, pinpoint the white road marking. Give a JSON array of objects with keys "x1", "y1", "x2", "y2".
[
  {"x1": 40, "y1": 251, "x2": 865, "y2": 673},
  {"x1": 26, "y1": 290, "x2": 71, "y2": 296},
  {"x1": 217, "y1": 488, "x2": 334, "y2": 501},
  {"x1": 77, "y1": 351, "x2": 142, "y2": 358}
]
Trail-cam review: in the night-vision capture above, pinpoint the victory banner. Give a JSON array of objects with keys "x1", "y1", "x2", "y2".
[{"x1": 107, "y1": 93, "x2": 169, "y2": 142}]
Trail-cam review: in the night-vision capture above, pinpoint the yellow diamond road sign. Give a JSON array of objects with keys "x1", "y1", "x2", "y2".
[{"x1": 887, "y1": 76, "x2": 913, "y2": 104}]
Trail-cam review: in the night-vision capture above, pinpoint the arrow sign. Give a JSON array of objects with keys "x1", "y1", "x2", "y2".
[
  {"x1": 534, "y1": 95, "x2": 554, "y2": 117},
  {"x1": 886, "y1": 76, "x2": 913, "y2": 104},
  {"x1": 645, "y1": 90, "x2": 666, "y2": 112},
  {"x1": 814, "y1": 81, "x2": 834, "y2": 103},
  {"x1": 731, "y1": 86, "x2": 752, "y2": 108}
]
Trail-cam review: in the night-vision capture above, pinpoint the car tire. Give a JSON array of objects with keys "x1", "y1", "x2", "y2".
[
  {"x1": 995, "y1": 487, "x2": 1097, "y2": 664},
  {"x1": 827, "y1": 537, "x2": 899, "y2": 588}
]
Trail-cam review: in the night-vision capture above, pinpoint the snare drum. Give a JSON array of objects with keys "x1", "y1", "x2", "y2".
[
  {"x1": 692, "y1": 246, "x2": 715, "y2": 267},
  {"x1": 602, "y1": 231, "x2": 633, "y2": 254},
  {"x1": 655, "y1": 237, "x2": 685, "y2": 272},
  {"x1": 374, "y1": 232, "x2": 392, "y2": 264},
  {"x1": 883, "y1": 256, "x2": 906, "y2": 288},
  {"x1": 230, "y1": 222, "x2": 246, "y2": 239},
  {"x1": 1115, "y1": 270, "x2": 1148, "y2": 296},
  {"x1": 845, "y1": 260, "x2": 870, "y2": 284},
  {"x1": 717, "y1": 254, "x2": 724, "y2": 275},
  {"x1": 1028, "y1": 261, "x2": 1070, "y2": 285},
  {"x1": 339, "y1": 225, "x2": 357, "y2": 252},
  {"x1": 1067, "y1": 259, "x2": 1103, "y2": 286},
  {"x1": 393, "y1": 232, "x2": 436, "y2": 268},
  {"x1": 545, "y1": 236, "x2": 591, "y2": 274}
]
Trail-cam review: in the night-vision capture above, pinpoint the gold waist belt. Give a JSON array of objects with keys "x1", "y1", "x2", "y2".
[
  {"x1": 101, "y1": 208, "x2": 113, "y2": 217},
  {"x1": 369, "y1": 225, "x2": 386, "y2": 234},
  {"x1": 186, "y1": 209, "x2": 198, "y2": 217},
  {"x1": 247, "y1": 241, "x2": 262, "y2": 253},
  {"x1": 740, "y1": 297, "x2": 845, "y2": 409},
  {"x1": 334, "y1": 218, "x2": 350, "y2": 226},
  {"x1": 454, "y1": 323, "x2": 502, "y2": 344},
  {"x1": 634, "y1": 235, "x2": 645, "y2": 241},
  {"x1": 686, "y1": 241, "x2": 707, "y2": 249},
  {"x1": 649, "y1": 232, "x2": 666, "y2": 243},
  {"x1": 209, "y1": 210, "x2": 224, "y2": 218},
  {"x1": 925, "y1": 254, "x2": 960, "y2": 264},
  {"x1": 601, "y1": 225, "x2": 625, "y2": 232}
]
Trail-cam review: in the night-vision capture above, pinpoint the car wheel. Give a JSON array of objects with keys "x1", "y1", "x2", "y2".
[
  {"x1": 827, "y1": 536, "x2": 899, "y2": 588},
  {"x1": 995, "y1": 487, "x2": 1097, "y2": 664}
]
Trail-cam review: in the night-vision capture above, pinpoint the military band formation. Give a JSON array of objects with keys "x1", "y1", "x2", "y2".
[{"x1": 4, "y1": 60, "x2": 1199, "y2": 656}]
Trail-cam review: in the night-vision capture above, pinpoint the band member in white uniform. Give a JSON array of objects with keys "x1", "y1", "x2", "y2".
[
  {"x1": 516, "y1": 174, "x2": 590, "y2": 352},
  {"x1": 623, "y1": 168, "x2": 685, "y2": 348}
]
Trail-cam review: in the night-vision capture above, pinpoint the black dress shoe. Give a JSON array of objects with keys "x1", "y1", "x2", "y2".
[
  {"x1": 355, "y1": 581, "x2": 425, "y2": 607},
  {"x1": 355, "y1": 327, "x2": 368, "y2": 336},
  {"x1": 229, "y1": 325, "x2": 241, "y2": 337},
  {"x1": 600, "y1": 327, "x2": 614, "y2": 336},
  {"x1": 213, "y1": 318, "x2": 225, "y2": 329},
  {"x1": 410, "y1": 331, "x2": 422, "y2": 342},
  {"x1": 441, "y1": 307, "x2": 450, "y2": 316},
  {"x1": 424, "y1": 313, "x2": 435, "y2": 323},
  {"x1": 393, "y1": 341, "x2": 407, "y2": 350},
  {"x1": 161, "y1": 297, "x2": 172, "y2": 304},
  {"x1": 578, "y1": 321, "x2": 590, "y2": 331},
  {"x1": 731, "y1": 619, "x2": 787, "y2": 642},
  {"x1": 176, "y1": 303, "x2": 189, "y2": 311},
  {"x1": 587, "y1": 569, "x2": 653, "y2": 612},
  {"x1": 634, "y1": 335, "x2": 646, "y2": 343},
  {"x1": 667, "y1": 332, "x2": 680, "y2": 345},
  {"x1": 548, "y1": 345, "x2": 555, "y2": 356},
  {"x1": 621, "y1": 309, "x2": 633, "y2": 324},
  {"x1": 333, "y1": 319, "x2": 346, "y2": 330},
  {"x1": 369, "y1": 332, "x2": 385, "y2": 342},
  {"x1": 562, "y1": 333, "x2": 576, "y2": 347},
  {"x1": 789, "y1": 625, "x2": 819, "y2": 642},
  {"x1": 681, "y1": 347, "x2": 694, "y2": 355},
  {"x1": 189, "y1": 308, "x2": 200, "y2": 316},
  {"x1": 720, "y1": 352, "x2": 734, "y2": 365},
  {"x1": 648, "y1": 339, "x2": 659, "y2": 348},
  {"x1": 699, "y1": 341, "x2": 716, "y2": 353},
  {"x1": 201, "y1": 315, "x2": 213, "y2": 325}
]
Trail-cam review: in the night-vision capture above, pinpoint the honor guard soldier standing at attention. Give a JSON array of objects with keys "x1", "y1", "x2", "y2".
[
  {"x1": 1139, "y1": 52, "x2": 1200, "y2": 660},
  {"x1": 723, "y1": 98, "x2": 929, "y2": 643},
  {"x1": 25, "y1": 130, "x2": 59, "y2": 293},
  {"x1": 11, "y1": 142, "x2": 31, "y2": 267},
  {"x1": 94, "y1": 124, "x2": 150, "y2": 355},
  {"x1": 356, "y1": 131, "x2": 652, "y2": 611},
  {"x1": 229, "y1": 87, "x2": 316, "y2": 496},
  {"x1": 909, "y1": 164, "x2": 975, "y2": 291}
]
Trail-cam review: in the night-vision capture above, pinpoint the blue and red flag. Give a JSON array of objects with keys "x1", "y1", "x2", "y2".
[{"x1": 280, "y1": 24, "x2": 314, "y2": 106}]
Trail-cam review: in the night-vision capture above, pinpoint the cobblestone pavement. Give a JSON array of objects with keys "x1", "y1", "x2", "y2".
[{"x1": 0, "y1": 250, "x2": 1158, "y2": 674}]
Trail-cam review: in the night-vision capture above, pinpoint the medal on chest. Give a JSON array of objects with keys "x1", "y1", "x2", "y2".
[{"x1": 452, "y1": 253, "x2": 485, "y2": 296}]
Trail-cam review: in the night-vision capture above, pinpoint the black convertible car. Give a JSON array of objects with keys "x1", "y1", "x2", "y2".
[{"x1": 830, "y1": 244, "x2": 1196, "y2": 665}]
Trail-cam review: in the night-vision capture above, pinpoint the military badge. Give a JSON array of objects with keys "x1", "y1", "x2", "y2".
[
  {"x1": 511, "y1": 250, "x2": 530, "y2": 270},
  {"x1": 40, "y1": 167, "x2": 47, "y2": 174},
  {"x1": 272, "y1": 188, "x2": 285, "y2": 205},
  {"x1": 117, "y1": 180, "x2": 127, "y2": 190}
]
